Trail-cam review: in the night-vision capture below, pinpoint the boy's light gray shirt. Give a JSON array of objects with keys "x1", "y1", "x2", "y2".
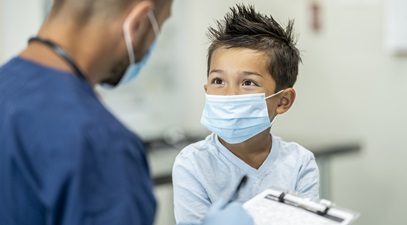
[{"x1": 172, "y1": 133, "x2": 320, "y2": 225}]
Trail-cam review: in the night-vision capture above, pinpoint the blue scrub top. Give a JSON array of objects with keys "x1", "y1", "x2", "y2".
[{"x1": 0, "y1": 57, "x2": 156, "y2": 225}]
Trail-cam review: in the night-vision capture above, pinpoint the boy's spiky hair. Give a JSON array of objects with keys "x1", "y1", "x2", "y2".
[{"x1": 207, "y1": 4, "x2": 302, "y2": 91}]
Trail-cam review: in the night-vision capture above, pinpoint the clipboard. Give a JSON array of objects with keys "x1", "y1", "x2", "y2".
[{"x1": 243, "y1": 189, "x2": 359, "y2": 225}]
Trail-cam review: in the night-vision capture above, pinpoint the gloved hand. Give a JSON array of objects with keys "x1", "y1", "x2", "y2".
[{"x1": 201, "y1": 200, "x2": 254, "y2": 225}]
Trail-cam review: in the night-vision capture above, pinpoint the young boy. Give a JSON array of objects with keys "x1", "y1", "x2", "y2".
[{"x1": 172, "y1": 4, "x2": 319, "y2": 225}]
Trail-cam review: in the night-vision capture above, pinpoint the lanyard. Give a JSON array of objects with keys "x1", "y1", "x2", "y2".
[{"x1": 28, "y1": 36, "x2": 87, "y2": 81}]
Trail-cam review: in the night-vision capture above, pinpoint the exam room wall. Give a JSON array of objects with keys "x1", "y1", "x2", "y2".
[
  {"x1": 0, "y1": 0, "x2": 43, "y2": 63},
  {"x1": 1, "y1": 1, "x2": 406, "y2": 225}
]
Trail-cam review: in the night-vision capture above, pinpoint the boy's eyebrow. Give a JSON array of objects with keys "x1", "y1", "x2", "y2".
[
  {"x1": 209, "y1": 70, "x2": 262, "y2": 76},
  {"x1": 240, "y1": 71, "x2": 262, "y2": 76},
  {"x1": 209, "y1": 69, "x2": 223, "y2": 74}
]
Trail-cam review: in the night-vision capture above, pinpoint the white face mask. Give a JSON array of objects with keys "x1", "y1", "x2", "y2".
[
  {"x1": 101, "y1": 11, "x2": 160, "y2": 89},
  {"x1": 200, "y1": 90, "x2": 283, "y2": 144}
]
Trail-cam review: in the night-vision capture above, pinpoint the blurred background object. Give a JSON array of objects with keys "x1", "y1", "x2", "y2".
[{"x1": 1, "y1": 0, "x2": 407, "y2": 225}]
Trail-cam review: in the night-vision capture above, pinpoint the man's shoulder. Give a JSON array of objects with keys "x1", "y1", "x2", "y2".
[{"x1": 0, "y1": 59, "x2": 139, "y2": 154}]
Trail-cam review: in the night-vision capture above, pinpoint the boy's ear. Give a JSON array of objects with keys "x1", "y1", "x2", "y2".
[
  {"x1": 276, "y1": 88, "x2": 296, "y2": 114},
  {"x1": 204, "y1": 84, "x2": 208, "y2": 93}
]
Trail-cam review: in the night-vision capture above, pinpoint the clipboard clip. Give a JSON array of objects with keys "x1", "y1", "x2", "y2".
[{"x1": 267, "y1": 191, "x2": 332, "y2": 216}]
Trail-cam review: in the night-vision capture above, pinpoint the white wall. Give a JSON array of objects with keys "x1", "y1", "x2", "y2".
[
  {"x1": 0, "y1": 0, "x2": 3, "y2": 53},
  {"x1": 0, "y1": 0, "x2": 43, "y2": 63},
  {"x1": 2, "y1": 1, "x2": 407, "y2": 225},
  {"x1": 304, "y1": 1, "x2": 407, "y2": 225}
]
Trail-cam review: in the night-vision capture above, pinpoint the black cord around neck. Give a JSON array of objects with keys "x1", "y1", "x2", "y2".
[{"x1": 28, "y1": 36, "x2": 87, "y2": 81}]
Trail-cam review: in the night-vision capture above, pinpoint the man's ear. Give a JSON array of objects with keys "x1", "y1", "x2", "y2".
[
  {"x1": 276, "y1": 88, "x2": 296, "y2": 114},
  {"x1": 204, "y1": 84, "x2": 208, "y2": 93},
  {"x1": 125, "y1": 1, "x2": 155, "y2": 41}
]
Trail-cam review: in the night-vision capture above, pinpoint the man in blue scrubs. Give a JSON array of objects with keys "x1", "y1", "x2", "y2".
[{"x1": 0, "y1": 0, "x2": 253, "y2": 225}]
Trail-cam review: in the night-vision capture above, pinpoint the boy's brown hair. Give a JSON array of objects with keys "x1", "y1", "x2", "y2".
[{"x1": 207, "y1": 4, "x2": 301, "y2": 92}]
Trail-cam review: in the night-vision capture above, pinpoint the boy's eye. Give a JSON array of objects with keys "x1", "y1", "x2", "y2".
[
  {"x1": 242, "y1": 80, "x2": 257, "y2": 86},
  {"x1": 211, "y1": 78, "x2": 224, "y2": 85}
]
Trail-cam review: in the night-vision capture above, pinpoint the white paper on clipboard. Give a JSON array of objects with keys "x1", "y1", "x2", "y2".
[{"x1": 243, "y1": 189, "x2": 359, "y2": 225}]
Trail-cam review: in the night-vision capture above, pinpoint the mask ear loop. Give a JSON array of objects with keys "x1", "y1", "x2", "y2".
[
  {"x1": 270, "y1": 114, "x2": 278, "y2": 126},
  {"x1": 123, "y1": 13, "x2": 136, "y2": 65},
  {"x1": 265, "y1": 89, "x2": 284, "y2": 125},
  {"x1": 123, "y1": 10, "x2": 159, "y2": 66},
  {"x1": 265, "y1": 89, "x2": 284, "y2": 100},
  {"x1": 147, "y1": 11, "x2": 160, "y2": 36}
]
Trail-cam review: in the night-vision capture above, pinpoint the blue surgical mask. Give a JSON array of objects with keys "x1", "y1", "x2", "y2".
[
  {"x1": 118, "y1": 39, "x2": 157, "y2": 85},
  {"x1": 102, "y1": 11, "x2": 160, "y2": 88},
  {"x1": 200, "y1": 90, "x2": 283, "y2": 144}
]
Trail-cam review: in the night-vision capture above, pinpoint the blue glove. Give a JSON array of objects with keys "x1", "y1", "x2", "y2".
[{"x1": 201, "y1": 200, "x2": 254, "y2": 225}]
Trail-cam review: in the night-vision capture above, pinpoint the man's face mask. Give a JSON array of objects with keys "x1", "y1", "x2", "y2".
[
  {"x1": 120, "y1": 11, "x2": 160, "y2": 85},
  {"x1": 103, "y1": 11, "x2": 160, "y2": 88},
  {"x1": 200, "y1": 90, "x2": 284, "y2": 144}
]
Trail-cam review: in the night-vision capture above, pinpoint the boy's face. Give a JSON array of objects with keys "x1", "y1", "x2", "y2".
[{"x1": 205, "y1": 47, "x2": 280, "y2": 119}]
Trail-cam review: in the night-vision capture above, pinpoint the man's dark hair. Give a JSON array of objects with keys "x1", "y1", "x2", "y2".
[{"x1": 207, "y1": 4, "x2": 302, "y2": 92}]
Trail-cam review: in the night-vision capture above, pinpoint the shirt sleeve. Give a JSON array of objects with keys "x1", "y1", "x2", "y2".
[
  {"x1": 172, "y1": 152, "x2": 211, "y2": 224},
  {"x1": 295, "y1": 153, "x2": 320, "y2": 199}
]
